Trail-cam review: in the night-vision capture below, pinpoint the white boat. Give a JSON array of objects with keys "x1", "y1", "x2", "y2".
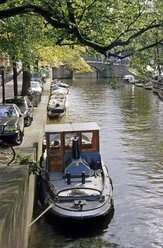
[
  {"x1": 54, "y1": 80, "x2": 69, "y2": 88},
  {"x1": 47, "y1": 93, "x2": 67, "y2": 118},
  {"x1": 123, "y1": 75, "x2": 134, "y2": 83},
  {"x1": 40, "y1": 122, "x2": 114, "y2": 220}
]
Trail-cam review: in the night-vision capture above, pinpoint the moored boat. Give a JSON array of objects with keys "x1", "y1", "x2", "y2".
[
  {"x1": 40, "y1": 122, "x2": 114, "y2": 220},
  {"x1": 144, "y1": 82, "x2": 153, "y2": 90},
  {"x1": 123, "y1": 75, "x2": 134, "y2": 83},
  {"x1": 52, "y1": 80, "x2": 69, "y2": 88},
  {"x1": 135, "y1": 83, "x2": 144, "y2": 87},
  {"x1": 47, "y1": 93, "x2": 67, "y2": 118},
  {"x1": 123, "y1": 75, "x2": 140, "y2": 84}
]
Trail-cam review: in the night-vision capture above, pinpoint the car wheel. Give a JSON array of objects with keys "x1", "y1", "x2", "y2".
[
  {"x1": 13, "y1": 130, "x2": 23, "y2": 145},
  {"x1": 25, "y1": 116, "x2": 32, "y2": 127}
]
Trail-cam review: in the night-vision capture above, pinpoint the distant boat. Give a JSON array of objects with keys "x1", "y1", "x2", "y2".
[
  {"x1": 40, "y1": 122, "x2": 114, "y2": 220},
  {"x1": 47, "y1": 93, "x2": 67, "y2": 119},
  {"x1": 52, "y1": 80, "x2": 69, "y2": 88},
  {"x1": 123, "y1": 75, "x2": 140, "y2": 84},
  {"x1": 135, "y1": 83, "x2": 144, "y2": 87},
  {"x1": 47, "y1": 81, "x2": 69, "y2": 119},
  {"x1": 123, "y1": 75, "x2": 135, "y2": 83},
  {"x1": 144, "y1": 82, "x2": 153, "y2": 90}
]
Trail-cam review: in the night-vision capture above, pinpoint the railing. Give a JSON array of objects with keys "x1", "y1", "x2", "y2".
[{"x1": 84, "y1": 57, "x2": 128, "y2": 64}]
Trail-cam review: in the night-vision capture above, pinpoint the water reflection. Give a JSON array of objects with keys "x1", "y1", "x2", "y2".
[{"x1": 29, "y1": 79, "x2": 163, "y2": 248}]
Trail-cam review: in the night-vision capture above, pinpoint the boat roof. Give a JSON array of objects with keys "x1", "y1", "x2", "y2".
[{"x1": 44, "y1": 122, "x2": 100, "y2": 133}]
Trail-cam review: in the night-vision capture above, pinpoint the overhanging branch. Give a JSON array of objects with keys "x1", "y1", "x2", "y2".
[
  {"x1": 0, "y1": 4, "x2": 162, "y2": 58},
  {"x1": 107, "y1": 39, "x2": 163, "y2": 59},
  {"x1": 0, "y1": 5, "x2": 69, "y2": 29}
]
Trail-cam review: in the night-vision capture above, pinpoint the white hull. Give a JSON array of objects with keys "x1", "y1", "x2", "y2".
[{"x1": 41, "y1": 163, "x2": 113, "y2": 220}]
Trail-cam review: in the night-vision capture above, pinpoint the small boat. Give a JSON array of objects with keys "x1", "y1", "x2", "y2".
[
  {"x1": 51, "y1": 87, "x2": 69, "y2": 96},
  {"x1": 135, "y1": 83, "x2": 144, "y2": 87},
  {"x1": 40, "y1": 122, "x2": 114, "y2": 220},
  {"x1": 47, "y1": 94, "x2": 67, "y2": 118},
  {"x1": 123, "y1": 75, "x2": 140, "y2": 84},
  {"x1": 52, "y1": 80, "x2": 69, "y2": 88},
  {"x1": 144, "y1": 82, "x2": 153, "y2": 90},
  {"x1": 158, "y1": 87, "x2": 163, "y2": 100},
  {"x1": 123, "y1": 75, "x2": 135, "y2": 83}
]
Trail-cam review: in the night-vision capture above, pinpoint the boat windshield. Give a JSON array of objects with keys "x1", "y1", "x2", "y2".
[
  {"x1": 49, "y1": 134, "x2": 61, "y2": 150},
  {"x1": 64, "y1": 131, "x2": 97, "y2": 150},
  {"x1": 64, "y1": 133, "x2": 78, "y2": 150}
]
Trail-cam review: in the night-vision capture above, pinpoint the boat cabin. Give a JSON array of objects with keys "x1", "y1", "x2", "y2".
[{"x1": 44, "y1": 122, "x2": 101, "y2": 173}]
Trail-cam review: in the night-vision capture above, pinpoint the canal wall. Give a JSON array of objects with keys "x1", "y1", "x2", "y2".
[
  {"x1": 0, "y1": 166, "x2": 29, "y2": 248},
  {"x1": 0, "y1": 77, "x2": 51, "y2": 248}
]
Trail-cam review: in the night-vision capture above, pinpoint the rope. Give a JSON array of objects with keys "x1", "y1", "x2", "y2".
[{"x1": 28, "y1": 202, "x2": 55, "y2": 227}]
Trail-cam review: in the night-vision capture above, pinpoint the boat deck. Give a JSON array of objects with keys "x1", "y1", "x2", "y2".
[{"x1": 48, "y1": 171, "x2": 103, "y2": 193}]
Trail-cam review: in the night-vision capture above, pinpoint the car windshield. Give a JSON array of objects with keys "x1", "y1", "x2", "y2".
[
  {"x1": 0, "y1": 106, "x2": 17, "y2": 117},
  {"x1": 6, "y1": 99, "x2": 26, "y2": 112},
  {"x1": 32, "y1": 73, "x2": 40, "y2": 78},
  {"x1": 15, "y1": 102, "x2": 26, "y2": 112},
  {"x1": 31, "y1": 82, "x2": 39, "y2": 88}
]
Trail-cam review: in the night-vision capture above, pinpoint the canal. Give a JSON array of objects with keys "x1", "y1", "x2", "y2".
[{"x1": 28, "y1": 79, "x2": 163, "y2": 248}]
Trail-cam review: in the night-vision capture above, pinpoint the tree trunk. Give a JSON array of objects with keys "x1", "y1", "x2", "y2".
[
  {"x1": 21, "y1": 66, "x2": 31, "y2": 96},
  {"x1": 13, "y1": 63, "x2": 18, "y2": 97}
]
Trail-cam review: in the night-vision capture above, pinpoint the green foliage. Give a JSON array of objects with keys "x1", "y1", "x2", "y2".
[
  {"x1": 20, "y1": 155, "x2": 41, "y2": 175},
  {"x1": 0, "y1": 0, "x2": 162, "y2": 60},
  {"x1": 37, "y1": 45, "x2": 92, "y2": 72}
]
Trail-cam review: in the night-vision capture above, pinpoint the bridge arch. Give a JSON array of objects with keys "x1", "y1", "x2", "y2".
[{"x1": 52, "y1": 59, "x2": 129, "y2": 79}]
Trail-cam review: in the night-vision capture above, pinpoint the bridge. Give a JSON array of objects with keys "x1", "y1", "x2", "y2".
[{"x1": 52, "y1": 57, "x2": 130, "y2": 79}]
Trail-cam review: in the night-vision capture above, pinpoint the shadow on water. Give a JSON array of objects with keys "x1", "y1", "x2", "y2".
[
  {"x1": 33, "y1": 179, "x2": 114, "y2": 240},
  {"x1": 44, "y1": 208, "x2": 114, "y2": 239}
]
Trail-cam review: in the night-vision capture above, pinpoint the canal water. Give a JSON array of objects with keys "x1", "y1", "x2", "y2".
[{"x1": 28, "y1": 79, "x2": 163, "y2": 248}]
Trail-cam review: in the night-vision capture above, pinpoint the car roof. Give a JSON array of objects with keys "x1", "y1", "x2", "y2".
[
  {"x1": 0, "y1": 103, "x2": 16, "y2": 106},
  {"x1": 6, "y1": 96, "x2": 26, "y2": 101},
  {"x1": 0, "y1": 103, "x2": 18, "y2": 109},
  {"x1": 31, "y1": 81, "x2": 40, "y2": 83}
]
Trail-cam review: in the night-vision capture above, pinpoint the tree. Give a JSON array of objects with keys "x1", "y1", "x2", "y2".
[
  {"x1": 0, "y1": 14, "x2": 46, "y2": 95},
  {"x1": 37, "y1": 45, "x2": 92, "y2": 72},
  {"x1": 0, "y1": 0, "x2": 162, "y2": 59}
]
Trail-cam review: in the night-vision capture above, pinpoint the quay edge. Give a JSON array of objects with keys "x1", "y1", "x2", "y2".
[{"x1": 0, "y1": 76, "x2": 51, "y2": 248}]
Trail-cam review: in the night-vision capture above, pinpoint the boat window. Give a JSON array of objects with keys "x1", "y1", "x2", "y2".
[
  {"x1": 64, "y1": 133, "x2": 78, "y2": 150},
  {"x1": 81, "y1": 132, "x2": 96, "y2": 149},
  {"x1": 49, "y1": 134, "x2": 61, "y2": 150}
]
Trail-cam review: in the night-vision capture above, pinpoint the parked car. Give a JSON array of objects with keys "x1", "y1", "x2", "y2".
[
  {"x1": 5, "y1": 96, "x2": 34, "y2": 127},
  {"x1": 31, "y1": 73, "x2": 44, "y2": 89},
  {"x1": 29, "y1": 81, "x2": 42, "y2": 107},
  {"x1": 30, "y1": 81, "x2": 42, "y2": 93},
  {"x1": 0, "y1": 104, "x2": 24, "y2": 145}
]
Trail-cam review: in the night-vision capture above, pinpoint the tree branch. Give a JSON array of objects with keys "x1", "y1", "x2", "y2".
[
  {"x1": 0, "y1": 5, "x2": 69, "y2": 29},
  {"x1": 0, "y1": 4, "x2": 162, "y2": 58},
  {"x1": 107, "y1": 39, "x2": 163, "y2": 59}
]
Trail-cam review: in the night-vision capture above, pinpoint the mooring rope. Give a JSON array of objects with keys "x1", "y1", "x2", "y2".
[{"x1": 28, "y1": 202, "x2": 55, "y2": 227}]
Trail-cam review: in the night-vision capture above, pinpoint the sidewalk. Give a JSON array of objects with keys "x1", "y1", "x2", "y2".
[
  {"x1": 0, "y1": 74, "x2": 51, "y2": 248},
  {"x1": 0, "y1": 73, "x2": 51, "y2": 159}
]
